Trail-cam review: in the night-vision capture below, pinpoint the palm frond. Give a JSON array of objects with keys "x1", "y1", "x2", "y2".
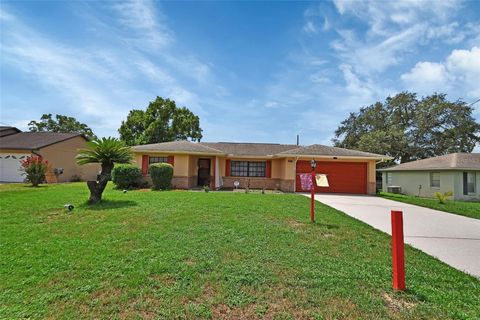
[{"x1": 76, "y1": 137, "x2": 133, "y2": 165}]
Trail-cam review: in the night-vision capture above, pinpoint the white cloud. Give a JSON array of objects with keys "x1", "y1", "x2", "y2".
[
  {"x1": 303, "y1": 21, "x2": 318, "y2": 34},
  {"x1": 402, "y1": 47, "x2": 480, "y2": 99},
  {"x1": 401, "y1": 62, "x2": 451, "y2": 92},
  {"x1": 112, "y1": 0, "x2": 172, "y2": 49}
]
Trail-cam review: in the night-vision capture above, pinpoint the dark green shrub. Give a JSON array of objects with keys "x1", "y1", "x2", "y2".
[
  {"x1": 149, "y1": 163, "x2": 173, "y2": 190},
  {"x1": 111, "y1": 164, "x2": 142, "y2": 189}
]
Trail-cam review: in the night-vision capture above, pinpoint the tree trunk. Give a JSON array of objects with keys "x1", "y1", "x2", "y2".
[{"x1": 86, "y1": 163, "x2": 113, "y2": 204}]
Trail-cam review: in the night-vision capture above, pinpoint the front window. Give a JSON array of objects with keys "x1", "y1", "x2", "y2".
[
  {"x1": 231, "y1": 161, "x2": 266, "y2": 177},
  {"x1": 149, "y1": 156, "x2": 168, "y2": 164},
  {"x1": 386, "y1": 172, "x2": 393, "y2": 185},
  {"x1": 430, "y1": 172, "x2": 440, "y2": 188},
  {"x1": 464, "y1": 172, "x2": 476, "y2": 194}
]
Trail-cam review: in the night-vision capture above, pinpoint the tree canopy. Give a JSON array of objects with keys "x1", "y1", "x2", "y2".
[
  {"x1": 28, "y1": 114, "x2": 96, "y2": 140},
  {"x1": 118, "y1": 96, "x2": 203, "y2": 146},
  {"x1": 333, "y1": 92, "x2": 480, "y2": 164}
]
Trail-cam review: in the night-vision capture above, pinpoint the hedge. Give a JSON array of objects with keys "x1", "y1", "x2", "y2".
[
  {"x1": 149, "y1": 163, "x2": 173, "y2": 190},
  {"x1": 111, "y1": 164, "x2": 142, "y2": 189}
]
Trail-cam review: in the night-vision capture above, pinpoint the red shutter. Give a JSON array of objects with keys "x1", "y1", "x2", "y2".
[
  {"x1": 266, "y1": 160, "x2": 272, "y2": 178},
  {"x1": 167, "y1": 156, "x2": 174, "y2": 166},
  {"x1": 225, "y1": 159, "x2": 231, "y2": 176},
  {"x1": 142, "y1": 155, "x2": 149, "y2": 175}
]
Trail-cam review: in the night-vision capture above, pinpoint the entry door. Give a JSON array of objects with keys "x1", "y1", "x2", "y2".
[{"x1": 197, "y1": 159, "x2": 211, "y2": 186}]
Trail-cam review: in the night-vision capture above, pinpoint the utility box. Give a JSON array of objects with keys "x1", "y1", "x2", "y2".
[{"x1": 387, "y1": 186, "x2": 402, "y2": 194}]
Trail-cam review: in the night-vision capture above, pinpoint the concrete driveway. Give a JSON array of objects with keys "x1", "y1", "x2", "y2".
[{"x1": 301, "y1": 194, "x2": 480, "y2": 278}]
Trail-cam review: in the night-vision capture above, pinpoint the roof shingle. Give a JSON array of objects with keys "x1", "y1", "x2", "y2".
[
  {"x1": 277, "y1": 144, "x2": 388, "y2": 158},
  {"x1": 131, "y1": 140, "x2": 224, "y2": 154},
  {"x1": 380, "y1": 153, "x2": 480, "y2": 171},
  {"x1": 0, "y1": 132, "x2": 84, "y2": 150}
]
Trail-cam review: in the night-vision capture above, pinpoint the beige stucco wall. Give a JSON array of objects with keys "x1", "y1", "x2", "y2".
[
  {"x1": 382, "y1": 170, "x2": 480, "y2": 201},
  {"x1": 37, "y1": 136, "x2": 99, "y2": 182}
]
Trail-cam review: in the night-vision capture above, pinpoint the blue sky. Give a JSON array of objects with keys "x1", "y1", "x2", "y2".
[{"x1": 1, "y1": 0, "x2": 479, "y2": 146}]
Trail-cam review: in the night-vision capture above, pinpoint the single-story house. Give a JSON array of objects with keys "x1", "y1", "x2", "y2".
[
  {"x1": 0, "y1": 126, "x2": 99, "y2": 183},
  {"x1": 131, "y1": 141, "x2": 390, "y2": 194},
  {"x1": 380, "y1": 153, "x2": 480, "y2": 201}
]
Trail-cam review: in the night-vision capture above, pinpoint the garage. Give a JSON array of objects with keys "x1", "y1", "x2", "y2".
[
  {"x1": 0, "y1": 153, "x2": 29, "y2": 182},
  {"x1": 296, "y1": 160, "x2": 367, "y2": 194}
]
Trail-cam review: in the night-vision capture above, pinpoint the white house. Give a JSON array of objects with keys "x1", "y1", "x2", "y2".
[{"x1": 380, "y1": 153, "x2": 479, "y2": 201}]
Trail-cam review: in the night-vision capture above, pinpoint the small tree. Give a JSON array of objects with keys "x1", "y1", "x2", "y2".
[
  {"x1": 76, "y1": 137, "x2": 133, "y2": 204},
  {"x1": 149, "y1": 163, "x2": 173, "y2": 190},
  {"x1": 111, "y1": 164, "x2": 142, "y2": 189},
  {"x1": 20, "y1": 156, "x2": 49, "y2": 187},
  {"x1": 435, "y1": 191, "x2": 453, "y2": 204}
]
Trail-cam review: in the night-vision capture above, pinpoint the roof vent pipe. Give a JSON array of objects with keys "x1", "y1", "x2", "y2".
[{"x1": 296, "y1": 135, "x2": 299, "y2": 146}]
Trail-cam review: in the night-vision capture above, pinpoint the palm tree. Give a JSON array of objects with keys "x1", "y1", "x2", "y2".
[{"x1": 76, "y1": 137, "x2": 133, "y2": 203}]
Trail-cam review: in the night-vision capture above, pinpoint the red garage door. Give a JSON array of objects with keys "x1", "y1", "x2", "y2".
[{"x1": 296, "y1": 161, "x2": 367, "y2": 194}]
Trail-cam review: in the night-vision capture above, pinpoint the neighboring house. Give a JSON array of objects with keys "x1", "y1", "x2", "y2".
[
  {"x1": 132, "y1": 141, "x2": 390, "y2": 194},
  {"x1": 380, "y1": 153, "x2": 480, "y2": 201},
  {"x1": 0, "y1": 126, "x2": 99, "y2": 183}
]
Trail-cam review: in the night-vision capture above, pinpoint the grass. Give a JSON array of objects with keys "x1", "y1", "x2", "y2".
[
  {"x1": 379, "y1": 192, "x2": 480, "y2": 220},
  {"x1": 0, "y1": 183, "x2": 479, "y2": 319}
]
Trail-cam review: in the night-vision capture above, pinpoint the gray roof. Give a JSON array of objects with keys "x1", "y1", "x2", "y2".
[
  {"x1": 0, "y1": 132, "x2": 84, "y2": 150},
  {"x1": 200, "y1": 142, "x2": 298, "y2": 156},
  {"x1": 278, "y1": 144, "x2": 389, "y2": 158},
  {"x1": 131, "y1": 140, "x2": 224, "y2": 154},
  {"x1": 132, "y1": 140, "x2": 389, "y2": 159},
  {"x1": 380, "y1": 153, "x2": 480, "y2": 171}
]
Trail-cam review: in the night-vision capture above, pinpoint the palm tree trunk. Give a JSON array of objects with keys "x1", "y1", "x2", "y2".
[{"x1": 87, "y1": 163, "x2": 113, "y2": 204}]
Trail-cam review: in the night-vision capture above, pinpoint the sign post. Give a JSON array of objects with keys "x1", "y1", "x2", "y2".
[
  {"x1": 391, "y1": 210, "x2": 406, "y2": 291},
  {"x1": 310, "y1": 159, "x2": 316, "y2": 223}
]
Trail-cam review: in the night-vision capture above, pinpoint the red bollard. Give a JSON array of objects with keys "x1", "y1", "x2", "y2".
[
  {"x1": 310, "y1": 170, "x2": 315, "y2": 223},
  {"x1": 391, "y1": 210, "x2": 406, "y2": 291}
]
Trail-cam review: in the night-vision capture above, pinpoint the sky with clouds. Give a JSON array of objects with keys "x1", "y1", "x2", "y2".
[{"x1": 1, "y1": 0, "x2": 479, "y2": 146}]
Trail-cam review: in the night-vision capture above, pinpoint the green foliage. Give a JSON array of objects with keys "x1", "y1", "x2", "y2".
[
  {"x1": 76, "y1": 137, "x2": 133, "y2": 203},
  {"x1": 20, "y1": 156, "x2": 49, "y2": 187},
  {"x1": 435, "y1": 191, "x2": 454, "y2": 204},
  {"x1": 149, "y1": 163, "x2": 173, "y2": 190},
  {"x1": 118, "y1": 96, "x2": 203, "y2": 146},
  {"x1": 333, "y1": 92, "x2": 480, "y2": 165},
  {"x1": 203, "y1": 185, "x2": 210, "y2": 193},
  {"x1": 76, "y1": 137, "x2": 133, "y2": 167},
  {"x1": 28, "y1": 114, "x2": 96, "y2": 140},
  {"x1": 111, "y1": 164, "x2": 142, "y2": 189}
]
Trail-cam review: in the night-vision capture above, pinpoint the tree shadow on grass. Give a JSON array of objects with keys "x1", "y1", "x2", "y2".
[{"x1": 80, "y1": 199, "x2": 138, "y2": 211}]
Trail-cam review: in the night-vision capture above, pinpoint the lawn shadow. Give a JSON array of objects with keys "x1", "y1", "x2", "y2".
[{"x1": 80, "y1": 199, "x2": 138, "y2": 211}]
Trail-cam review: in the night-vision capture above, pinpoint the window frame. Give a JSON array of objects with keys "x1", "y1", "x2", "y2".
[
  {"x1": 149, "y1": 156, "x2": 168, "y2": 165},
  {"x1": 430, "y1": 172, "x2": 441, "y2": 189},
  {"x1": 230, "y1": 161, "x2": 266, "y2": 178},
  {"x1": 464, "y1": 171, "x2": 476, "y2": 195},
  {"x1": 386, "y1": 172, "x2": 393, "y2": 185}
]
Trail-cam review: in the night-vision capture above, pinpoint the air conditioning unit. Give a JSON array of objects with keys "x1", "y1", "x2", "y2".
[{"x1": 387, "y1": 186, "x2": 402, "y2": 194}]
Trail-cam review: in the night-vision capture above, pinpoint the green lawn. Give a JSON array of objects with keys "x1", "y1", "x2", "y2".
[
  {"x1": 379, "y1": 192, "x2": 480, "y2": 220},
  {"x1": 1, "y1": 183, "x2": 479, "y2": 319}
]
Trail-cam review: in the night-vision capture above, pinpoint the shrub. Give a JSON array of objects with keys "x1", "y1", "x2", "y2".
[
  {"x1": 20, "y1": 156, "x2": 49, "y2": 187},
  {"x1": 111, "y1": 164, "x2": 142, "y2": 189},
  {"x1": 435, "y1": 191, "x2": 453, "y2": 204},
  {"x1": 149, "y1": 163, "x2": 173, "y2": 190},
  {"x1": 203, "y1": 185, "x2": 210, "y2": 193}
]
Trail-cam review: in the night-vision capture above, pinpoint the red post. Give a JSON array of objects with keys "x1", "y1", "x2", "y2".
[
  {"x1": 391, "y1": 210, "x2": 406, "y2": 291},
  {"x1": 310, "y1": 170, "x2": 315, "y2": 223}
]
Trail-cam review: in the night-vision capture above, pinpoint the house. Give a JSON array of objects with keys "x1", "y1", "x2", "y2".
[
  {"x1": 0, "y1": 126, "x2": 99, "y2": 183},
  {"x1": 380, "y1": 153, "x2": 480, "y2": 201},
  {"x1": 131, "y1": 141, "x2": 390, "y2": 194}
]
